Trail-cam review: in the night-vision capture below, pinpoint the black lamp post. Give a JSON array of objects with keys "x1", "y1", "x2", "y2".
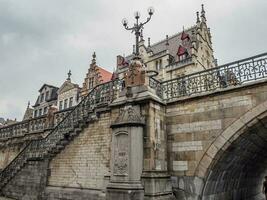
[{"x1": 122, "y1": 7, "x2": 154, "y2": 57}]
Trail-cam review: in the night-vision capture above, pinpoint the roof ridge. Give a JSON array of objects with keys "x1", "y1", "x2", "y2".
[
  {"x1": 96, "y1": 66, "x2": 112, "y2": 74},
  {"x1": 150, "y1": 25, "x2": 197, "y2": 47}
]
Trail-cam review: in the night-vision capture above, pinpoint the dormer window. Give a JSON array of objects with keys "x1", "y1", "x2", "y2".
[
  {"x1": 59, "y1": 101, "x2": 63, "y2": 111},
  {"x1": 177, "y1": 45, "x2": 189, "y2": 62},
  {"x1": 64, "y1": 99, "x2": 68, "y2": 109},
  {"x1": 45, "y1": 91, "x2": 49, "y2": 100},
  {"x1": 155, "y1": 59, "x2": 162, "y2": 71},
  {"x1": 44, "y1": 107, "x2": 48, "y2": 114},
  {"x1": 179, "y1": 54, "x2": 187, "y2": 61},
  {"x1": 40, "y1": 93, "x2": 44, "y2": 103},
  {"x1": 69, "y1": 97, "x2": 73, "y2": 107}
]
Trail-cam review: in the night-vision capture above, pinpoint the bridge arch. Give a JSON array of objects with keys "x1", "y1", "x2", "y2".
[{"x1": 195, "y1": 100, "x2": 267, "y2": 199}]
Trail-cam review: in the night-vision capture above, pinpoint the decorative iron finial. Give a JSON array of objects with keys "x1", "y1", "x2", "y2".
[
  {"x1": 27, "y1": 101, "x2": 30, "y2": 108},
  {"x1": 148, "y1": 37, "x2": 151, "y2": 47},
  {"x1": 67, "y1": 70, "x2": 72, "y2": 81},
  {"x1": 91, "y1": 52, "x2": 96, "y2": 64},
  {"x1": 201, "y1": 4, "x2": 206, "y2": 21},
  {"x1": 196, "y1": 11, "x2": 200, "y2": 23},
  {"x1": 165, "y1": 35, "x2": 169, "y2": 46}
]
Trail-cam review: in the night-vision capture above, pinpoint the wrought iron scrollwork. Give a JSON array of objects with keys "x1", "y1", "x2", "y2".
[
  {"x1": 0, "y1": 79, "x2": 123, "y2": 189},
  {"x1": 149, "y1": 52, "x2": 267, "y2": 100}
]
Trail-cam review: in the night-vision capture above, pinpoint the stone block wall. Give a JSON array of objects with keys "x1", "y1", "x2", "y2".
[
  {"x1": 166, "y1": 83, "x2": 267, "y2": 198},
  {"x1": 142, "y1": 101, "x2": 167, "y2": 171},
  {"x1": 48, "y1": 111, "x2": 112, "y2": 193},
  {"x1": 2, "y1": 160, "x2": 49, "y2": 200},
  {"x1": 0, "y1": 145, "x2": 22, "y2": 170}
]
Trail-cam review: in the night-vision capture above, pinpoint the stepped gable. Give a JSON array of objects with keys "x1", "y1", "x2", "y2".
[{"x1": 81, "y1": 52, "x2": 112, "y2": 96}]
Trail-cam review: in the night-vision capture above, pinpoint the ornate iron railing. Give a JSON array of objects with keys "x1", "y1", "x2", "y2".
[
  {"x1": 0, "y1": 108, "x2": 74, "y2": 141},
  {"x1": 0, "y1": 79, "x2": 121, "y2": 188},
  {"x1": 149, "y1": 52, "x2": 267, "y2": 100}
]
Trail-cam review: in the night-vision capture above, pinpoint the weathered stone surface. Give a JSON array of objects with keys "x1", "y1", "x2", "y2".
[
  {"x1": 48, "y1": 112, "x2": 111, "y2": 190},
  {"x1": 45, "y1": 186, "x2": 105, "y2": 200},
  {"x1": 2, "y1": 160, "x2": 49, "y2": 200},
  {"x1": 1, "y1": 73, "x2": 267, "y2": 200}
]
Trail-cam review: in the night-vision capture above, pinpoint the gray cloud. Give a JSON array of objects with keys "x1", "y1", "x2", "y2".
[{"x1": 0, "y1": 0, "x2": 267, "y2": 120}]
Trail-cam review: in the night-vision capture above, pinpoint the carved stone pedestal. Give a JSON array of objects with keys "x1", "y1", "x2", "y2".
[{"x1": 106, "y1": 105, "x2": 145, "y2": 200}]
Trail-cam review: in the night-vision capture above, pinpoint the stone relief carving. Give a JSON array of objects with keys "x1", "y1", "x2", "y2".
[
  {"x1": 114, "y1": 105, "x2": 144, "y2": 125},
  {"x1": 114, "y1": 131, "x2": 128, "y2": 175}
]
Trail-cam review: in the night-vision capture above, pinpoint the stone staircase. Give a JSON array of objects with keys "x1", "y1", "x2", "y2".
[{"x1": 0, "y1": 80, "x2": 119, "y2": 191}]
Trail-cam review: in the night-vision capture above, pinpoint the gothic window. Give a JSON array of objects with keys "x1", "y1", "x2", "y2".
[
  {"x1": 179, "y1": 54, "x2": 187, "y2": 61},
  {"x1": 89, "y1": 77, "x2": 94, "y2": 89},
  {"x1": 40, "y1": 93, "x2": 44, "y2": 103},
  {"x1": 159, "y1": 59, "x2": 162, "y2": 69},
  {"x1": 34, "y1": 110, "x2": 38, "y2": 118},
  {"x1": 44, "y1": 107, "x2": 47, "y2": 114},
  {"x1": 64, "y1": 99, "x2": 68, "y2": 109},
  {"x1": 59, "y1": 101, "x2": 63, "y2": 111},
  {"x1": 38, "y1": 108, "x2": 42, "y2": 116},
  {"x1": 69, "y1": 97, "x2": 73, "y2": 107},
  {"x1": 155, "y1": 59, "x2": 162, "y2": 71},
  {"x1": 45, "y1": 91, "x2": 49, "y2": 100}
]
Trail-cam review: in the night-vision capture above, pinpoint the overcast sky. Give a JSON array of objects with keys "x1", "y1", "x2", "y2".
[{"x1": 0, "y1": 0, "x2": 266, "y2": 120}]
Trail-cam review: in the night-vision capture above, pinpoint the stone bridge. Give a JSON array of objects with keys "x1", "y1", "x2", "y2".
[{"x1": 0, "y1": 53, "x2": 267, "y2": 200}]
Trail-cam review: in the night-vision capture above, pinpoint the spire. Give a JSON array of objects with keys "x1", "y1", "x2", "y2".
[
  {"x1": 196, "y1": 11, "x2": 200, "y2": 23},
  {"x1": 165, "y1": 35, "x2": 169, "y2": 46},
  {"x1": 201, "y1": 4, "x2": 206, "y2": 22},
  {"x1": 67, "y1": 70, "x2": 72, "y2": 81},
  {"x1": 23, "y1": 101, "x2": 33, "y2": 120},
  {"x1": 91, "y1": 52, "x2": 96, "y2": 64},
  {"x1": 148, "y1": 37, "x2": 151, "y2": 47}
]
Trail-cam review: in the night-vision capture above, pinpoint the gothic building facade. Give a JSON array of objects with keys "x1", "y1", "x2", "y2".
[
  {"x1": 116, "y1": 5, "x2": 216, "y2": 81},
  {"x1": 32, "y1": 84, "x2": 59, "y2": 118},
  {"x1": 27, "y1": 5, "x2": 214, "y2": 121},
  {"x1": 57, "y1": 71, "x2": 81, "y2": 111},
  {"x1": 3, "y1": 5, "x2": 264, "y2": 200},
  {"x1": 80, "y1": 52, "x2": 113, "y2": 97}
]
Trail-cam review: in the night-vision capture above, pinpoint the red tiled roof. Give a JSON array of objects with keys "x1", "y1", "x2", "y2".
[
  {"x1": 96, "y1": 66, "x2": 112, "y2": 83},
  {"x1": 177, "y1": 45, "x2": 188, "y2": 56}
]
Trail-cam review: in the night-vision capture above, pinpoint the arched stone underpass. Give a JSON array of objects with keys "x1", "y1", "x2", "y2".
[{"x1": 202, "y1": 112, "x2": 267, "y2": 200}]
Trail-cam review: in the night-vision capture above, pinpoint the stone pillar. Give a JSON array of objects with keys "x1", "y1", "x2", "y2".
[
  {"x1": 107, "y1": 104, "x2": 145, "y2": 200},
  {"x1": 107, "y1": 56, "x2": 174, "y2": 200}
]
